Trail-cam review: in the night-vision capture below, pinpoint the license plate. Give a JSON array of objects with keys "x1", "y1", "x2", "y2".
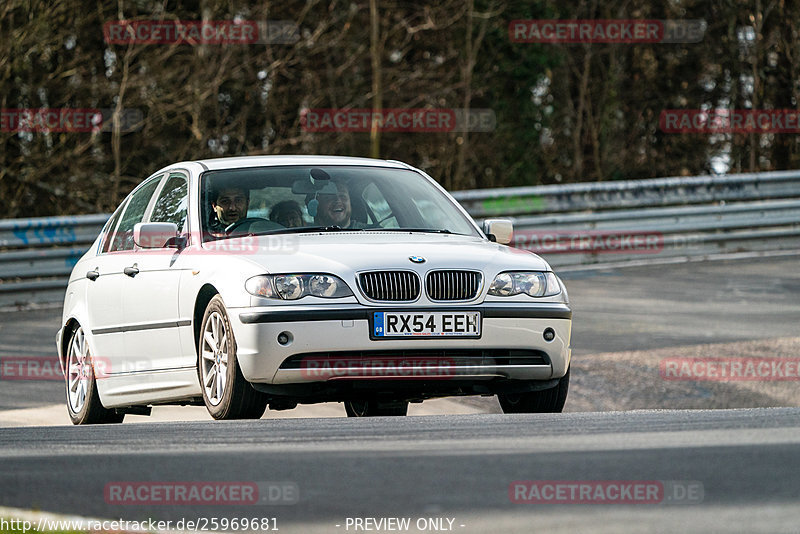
[{"x1": 373, "y1": 311, "x2": 481, "y2": 338}]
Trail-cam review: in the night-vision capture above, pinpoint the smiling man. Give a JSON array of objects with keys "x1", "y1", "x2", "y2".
[{"x1": 313, "y1": 180, "x2": 365, "y2": 228}]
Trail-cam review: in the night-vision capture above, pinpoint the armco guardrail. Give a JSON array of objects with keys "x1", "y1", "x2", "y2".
[
  {"x1": 0, "y1": 215, "x2": 109, "y2": 307},
  {"x1": 454, "y1": 170, "x2": 800, "y2": 216},
  {"x1": 1, "y1": 171, "x2": 799, "y2": 307},
  {"x1": 452, "y1": 170, "x2": 800, "y2": 268}
]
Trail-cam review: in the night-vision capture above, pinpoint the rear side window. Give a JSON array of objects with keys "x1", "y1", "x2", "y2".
[
  {"x1": 150, "y1": 173, "x2": 189, "y2": 231},
  {"x1": 108, "y1": 176, "x2": 162, "y2": 252}
]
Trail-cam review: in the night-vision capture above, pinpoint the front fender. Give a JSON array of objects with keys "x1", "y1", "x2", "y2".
[{"x1": 57, "y1": 275, "x2": 91, "y2": 373}]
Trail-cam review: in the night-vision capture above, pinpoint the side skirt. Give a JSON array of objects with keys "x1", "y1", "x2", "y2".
[{"x1": 96, "y1": 367, "x2": 202, "y2": 408}]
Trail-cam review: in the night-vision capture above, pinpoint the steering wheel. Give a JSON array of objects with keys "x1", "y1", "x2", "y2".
[{"x1": 225, "y1": 217, "x2": 269, "y2": 235}]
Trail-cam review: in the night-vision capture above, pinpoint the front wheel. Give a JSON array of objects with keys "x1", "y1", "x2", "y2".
[
  {"x1": 344, "y1": 399, "x2": 409, "y2": 417},
  {"x1": 66, "y1": 325, "x2": 124, "y2": 425},
  {"x1": 198, "y1": 295, "x2": 268, "y2": 420},
  {"x1": 498, "y1": 368, "x2": 570, "y2": 414}
]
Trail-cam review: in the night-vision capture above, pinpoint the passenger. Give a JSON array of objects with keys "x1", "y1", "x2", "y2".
[
  {"x1": 269, "y1": 200, "x2": 304, "y2": 228},
  {"x1": 310, "y1": 180, "x2": 366, "y2": 229}
]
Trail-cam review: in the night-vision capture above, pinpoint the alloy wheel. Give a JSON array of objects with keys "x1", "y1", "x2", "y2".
[
  {"x1": 66, "y1": 327, "x2": 91, "y2": 414},
  {"x1": 201, "y1": 311, "x2": 229, "y2": 406}
]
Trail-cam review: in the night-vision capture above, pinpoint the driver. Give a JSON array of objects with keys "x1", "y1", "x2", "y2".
[{"x1": 209, "y1": 186, "x2": 249, "y2": 235}]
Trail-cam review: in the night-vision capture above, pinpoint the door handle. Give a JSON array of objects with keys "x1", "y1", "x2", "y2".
[
  {"x1": 86, "y1": 270, "x2": 100, "y2": 281},
  {"x1": 124, "y1": 265, "x2": 139, "y2": 277}
]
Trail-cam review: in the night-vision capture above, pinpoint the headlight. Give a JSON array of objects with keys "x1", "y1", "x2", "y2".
[
  {"x1": 488, "y1": 271, "x2": 561, "y2": 297},
  {"x1": 490, "y1": 272, "x2": 515, "y2": 296},
  {"x1": 274, "y1": 275, "x2": 304, "y2": 300},
  {"x1": 246, "y1": 274, "x2": 353, "y2": 300},
  {"x1": 309, "y1": 274, "x2": 339, "y2": 297}
]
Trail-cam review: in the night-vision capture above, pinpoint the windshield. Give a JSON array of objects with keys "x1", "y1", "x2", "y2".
[{"x1": 200, "y1": 165, "x2": 480, "y2": 240}]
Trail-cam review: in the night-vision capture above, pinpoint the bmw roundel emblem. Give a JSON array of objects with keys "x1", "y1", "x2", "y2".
[{"x1": 409, "y1": 256, "x2": 426, "y2": 264}]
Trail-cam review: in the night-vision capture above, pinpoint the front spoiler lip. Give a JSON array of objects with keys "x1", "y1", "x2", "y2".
[
  {"x1": 239, "y1": 304, "x2": 572, "y2": 324},
  {"x1": 274, "y1": 364, "x2": 553, "y2": 384}
]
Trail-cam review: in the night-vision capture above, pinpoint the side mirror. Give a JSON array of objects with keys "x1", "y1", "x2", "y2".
[
  {"x1": 483, "y1": 219, "x2": 513, "y2": 245},
  {"x1": 134, "y1": 222, "x2": 179, "y2": 249}
]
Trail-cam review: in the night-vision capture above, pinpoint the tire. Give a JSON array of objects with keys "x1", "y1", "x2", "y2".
[
  {"x1": 65, "y1": 325, "x2": 124, "y2": 425},
  {"x1": 498, "y1": 368, "x2": 570, "y2": 414},
  {"x1": 198, "y1": 295, "x2": 268, "y2": 420},
  {"x1": 344, "y1": 399, "x2": 409, "y2": 417}
]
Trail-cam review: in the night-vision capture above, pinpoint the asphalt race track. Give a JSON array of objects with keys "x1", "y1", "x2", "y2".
[
  {"x1": 1, "y1": 256, "x2": 799, "y2": 533},
  {"x1": 1, "y1": 409, "x2": 800, "y2": 533}
]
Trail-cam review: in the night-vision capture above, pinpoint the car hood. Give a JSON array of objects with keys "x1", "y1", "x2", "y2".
[{"x1": 233, "y1": 231, "x2": 551, "y2": 275}]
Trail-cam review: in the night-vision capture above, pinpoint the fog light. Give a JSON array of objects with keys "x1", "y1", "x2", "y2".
[
  {"x1": 543, "y1": 328, "x2": 555, "y2": 342},
  {"x1": 277, "y1": 331, "x2": 293, "y2": 346}
]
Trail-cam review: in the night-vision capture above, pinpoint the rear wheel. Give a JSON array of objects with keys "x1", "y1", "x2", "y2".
[
  {"x1": 498, "y1": 368, "x2": 570, "y2": 414},
  {"x1": 198, "y1": 295, "x2": 268, "y2": 420},
  {"x1": 344, "y1": 399, "x2": 409, "y2": 417},
  {"x1": 66, "y1": 325, "x2": 124, "y2": 425}
]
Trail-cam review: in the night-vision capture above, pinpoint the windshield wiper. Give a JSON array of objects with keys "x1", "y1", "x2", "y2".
[
  {"x1": 364, "y1": 227, "x2": 453, "y2": 234},
  {"x1": 250, "y1": 225, "x2": 365, "y2": 236}
]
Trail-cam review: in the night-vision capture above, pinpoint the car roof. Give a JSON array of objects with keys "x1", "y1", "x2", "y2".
[{"x1": 192, "y1": 155, "x2": 411, "y2": 171}]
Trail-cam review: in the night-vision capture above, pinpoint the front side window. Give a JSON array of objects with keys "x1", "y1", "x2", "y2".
[
  {"x1": 99, "y1": 201, "x2": 127, "y2": 254},
  {"x1": 150, "y1": 173, "x2": 189, "y2": 231},
  {"x1": 108, "y1": 175, "x2": 162, "y2": 252},
  {"x1": 361, "y1": 182, "x2": 399, "y2": 228},
  {"x1": 200, "y1": 165, "x2": 479, "y2": 240}
]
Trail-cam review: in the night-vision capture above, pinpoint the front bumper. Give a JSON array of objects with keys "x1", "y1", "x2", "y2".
[{"x1": 231, "y1": 303, "x2": 572, "y2": 387}]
